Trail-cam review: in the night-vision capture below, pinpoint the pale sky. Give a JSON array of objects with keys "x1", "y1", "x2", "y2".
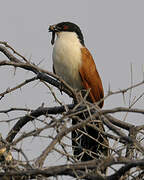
[{"x1": 0, "y1": 0, "x2": 144, "y2": 178}]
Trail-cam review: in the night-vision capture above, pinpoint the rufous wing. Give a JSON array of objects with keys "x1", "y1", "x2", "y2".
[{"x1": 79, "y1": 48, "x2": 104, "y2": 108}]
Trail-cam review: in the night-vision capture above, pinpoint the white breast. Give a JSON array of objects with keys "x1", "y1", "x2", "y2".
[{"x1": 53, "y1": 32, "x2": 83, "y2": 90}]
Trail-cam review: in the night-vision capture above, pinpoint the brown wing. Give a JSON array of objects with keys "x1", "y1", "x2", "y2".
[{"x1": 79, "y1": 48, "x2": 104, "y2": 108}]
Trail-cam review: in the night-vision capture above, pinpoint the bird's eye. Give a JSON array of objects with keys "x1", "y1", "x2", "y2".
[{"x1": 63, "y1": 25, "x2": 69, "y2": 30}]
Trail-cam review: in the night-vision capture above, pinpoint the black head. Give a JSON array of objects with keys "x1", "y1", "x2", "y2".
[{"x1": 49, "y1": 22, "x2": 85, "y2": 46}]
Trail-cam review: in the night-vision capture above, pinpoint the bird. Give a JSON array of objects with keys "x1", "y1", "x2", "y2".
[{"x1": 49, "y1": 22, "x2": 109, "y2": 165}]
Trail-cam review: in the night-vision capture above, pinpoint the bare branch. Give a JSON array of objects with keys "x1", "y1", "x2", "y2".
[
  {"x1": 0, "y1": 76, "x2": 38, "y2": 99},
  {"x1": 1, "y1": 43, "x2": 144, "y2": 180}
]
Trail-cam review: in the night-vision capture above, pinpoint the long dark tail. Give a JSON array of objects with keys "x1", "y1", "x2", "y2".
[{"x1": 72, "y1": 111, "x2": 109, "y2": 172}]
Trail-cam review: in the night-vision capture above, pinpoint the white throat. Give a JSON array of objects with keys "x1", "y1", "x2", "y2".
[{"x1": 52, "y1": 31, "x2": 83, "y2": 89}]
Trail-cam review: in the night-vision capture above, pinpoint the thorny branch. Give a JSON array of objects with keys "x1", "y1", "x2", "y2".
[
  {"x1": 1, "y1": 158, "x2": 144, "y2": 180},
  {"x1": 0, "y1": 42, "x2": 144, "y2": 179}
]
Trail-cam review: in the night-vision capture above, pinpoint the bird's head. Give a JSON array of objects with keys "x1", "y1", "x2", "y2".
[{"x1": 49, "y1": 22, "x2": 84, "y2": 46}]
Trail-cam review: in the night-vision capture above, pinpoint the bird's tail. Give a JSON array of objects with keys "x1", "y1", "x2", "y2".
[{"x1": 72, "y1": 111, "x2": 109, "y2": 173}]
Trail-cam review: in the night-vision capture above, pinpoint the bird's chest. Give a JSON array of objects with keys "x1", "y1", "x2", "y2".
[{"x1": 52, "y1": 36, "x2": 83, "y2": 89}]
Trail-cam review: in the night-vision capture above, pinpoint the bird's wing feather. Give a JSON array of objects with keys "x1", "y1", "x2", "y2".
[{"x1": 79, "y1": 48, "x2": 104, "y2": 107}]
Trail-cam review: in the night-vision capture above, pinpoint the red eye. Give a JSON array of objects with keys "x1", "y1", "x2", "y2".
[{"x1": 63, "y1": 25, "x2": 69, "y2": 30}]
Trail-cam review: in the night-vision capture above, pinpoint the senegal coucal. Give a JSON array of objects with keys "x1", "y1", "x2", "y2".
[{"x1": 49, "y1": 22, "x2": 108, "y2": 165}]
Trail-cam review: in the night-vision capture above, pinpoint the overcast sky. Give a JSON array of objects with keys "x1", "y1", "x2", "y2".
[{"x1": 0, "y1": 0, "x2": 144, "y2": 178}]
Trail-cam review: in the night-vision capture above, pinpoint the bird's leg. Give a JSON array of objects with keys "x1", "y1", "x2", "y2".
[{"x1": 59, "y1": 81, "x2": 66, "y2": 95}]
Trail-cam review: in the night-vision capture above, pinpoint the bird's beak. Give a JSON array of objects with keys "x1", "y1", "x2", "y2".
[
  {"x1": 49, "y1": 24, "x2": 62, "y2": 32},
  {"x1": 49, "y1": 24, "x2": 56, "y2": 32},
  {"x1": 49, "y1": 24, "x2": 61, "y2": 32}
]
